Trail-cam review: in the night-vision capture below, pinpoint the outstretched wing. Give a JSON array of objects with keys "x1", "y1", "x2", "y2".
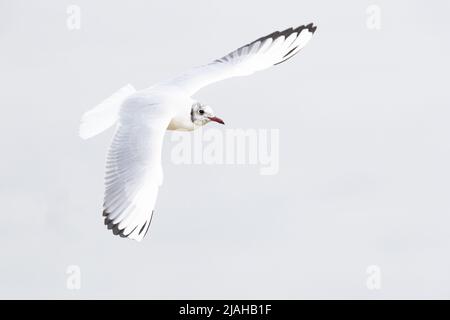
[
  {"x1": 166, "y1": 24, "x2": 317, "y2": 95},
  {"x1": 102, "y1": 96, "x2": 173, "y2": 241}
]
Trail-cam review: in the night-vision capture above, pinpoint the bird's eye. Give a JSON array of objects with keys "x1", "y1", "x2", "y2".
[{"x1": 199, "y1": 110, "x2": 205, "y2": 115}]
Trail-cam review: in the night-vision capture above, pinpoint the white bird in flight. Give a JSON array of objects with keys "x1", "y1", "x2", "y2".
[{"x1": 80, "y1": 24, "x2": 317, "y2": 241}]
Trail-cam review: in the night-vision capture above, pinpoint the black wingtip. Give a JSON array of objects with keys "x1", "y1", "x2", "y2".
[
  {"x1": 139, "y1": 221, "x2": 148, "y2": 235},
  {"x1": 103, "y1": 211, "x2": 128, "y2": 238},
  {"x1": 144, "y1": 210, "x2": 154, "y2": 237},
  {"x1": 306, "y1": 23, "x2": 317, "y2": 34},
  {"x1": 102, "y1": 209, "x2": 154, "y2": 240}
]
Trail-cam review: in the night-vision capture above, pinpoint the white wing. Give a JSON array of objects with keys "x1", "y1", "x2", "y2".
[
  {"x1": 166, "y1": 24, "x2": 317, "y2": 95},
  {"x1": 102, "y1": 96, "x2": 173, "y2": 241}
]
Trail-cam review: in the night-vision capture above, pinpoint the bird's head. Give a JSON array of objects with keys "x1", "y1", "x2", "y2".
[{"x1": 191, "y1": 102, "x2": 225, "y2": 127}]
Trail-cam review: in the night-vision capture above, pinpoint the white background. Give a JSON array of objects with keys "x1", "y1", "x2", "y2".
[{"x1": 0, "y1": 0, "x2": 449, "y2": 298}]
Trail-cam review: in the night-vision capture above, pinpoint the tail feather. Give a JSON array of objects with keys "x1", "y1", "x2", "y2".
[{"x1": 79, "y1": 84, "x2": 137, "y2": 140}]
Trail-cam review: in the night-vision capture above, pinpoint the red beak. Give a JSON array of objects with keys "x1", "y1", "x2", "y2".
[{"x1": 208, "y1": 116, "x2": 225, "y2": 125}]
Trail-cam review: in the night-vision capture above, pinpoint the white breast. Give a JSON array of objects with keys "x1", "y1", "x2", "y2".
[{"x1": 167, "y1": 115, "x2": 195, "y2": 131}]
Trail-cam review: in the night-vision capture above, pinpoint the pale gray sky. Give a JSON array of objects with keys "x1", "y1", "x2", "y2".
[{"x1": 0, "y1": 0, "x2": 450, "y2": 299}]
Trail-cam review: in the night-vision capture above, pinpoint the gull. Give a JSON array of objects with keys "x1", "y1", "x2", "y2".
[{"x1": 80, "y1": 24, "x2": 317, "y2": 241}]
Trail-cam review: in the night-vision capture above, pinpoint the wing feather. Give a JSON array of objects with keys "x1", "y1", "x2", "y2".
[
  {"x1": 102, "y1": 96, "x2": 173, "y2": 241},
  {"x1": 166, "y1": 24, "x2": 317, "y2": 95}
]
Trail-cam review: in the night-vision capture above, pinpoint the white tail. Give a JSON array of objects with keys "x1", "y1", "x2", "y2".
[{"x1": 79, "y1": 84, "x2": 137, "y2": 140}]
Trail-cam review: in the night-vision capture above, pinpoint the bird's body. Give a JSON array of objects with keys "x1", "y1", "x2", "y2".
[{"x1": 80, "y1": 24, "x2": 317, "y2": 241}]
